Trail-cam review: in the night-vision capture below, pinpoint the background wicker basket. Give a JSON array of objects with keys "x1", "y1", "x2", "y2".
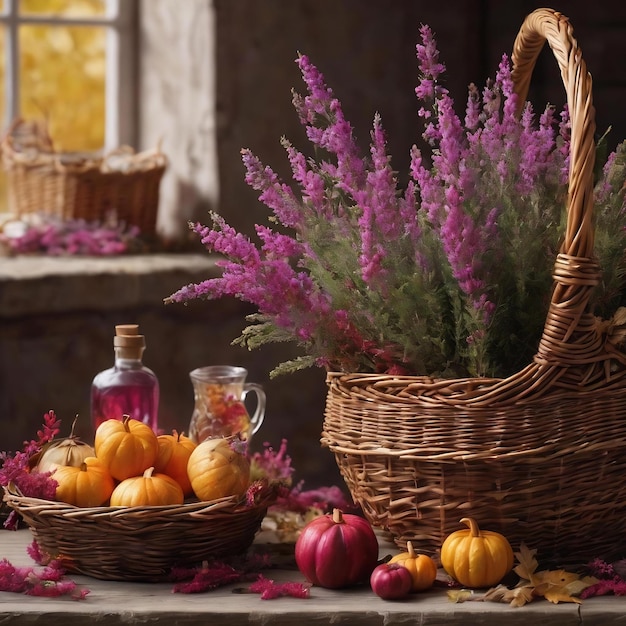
[
  {"x1": 0, "y1": 119, "x2": 167, "y2": 234},
  {"x1": 322, "y1": 8, "x2": 626, "y2": 567},
  {"x1": 2, "y1": 485, "x2": 275, "y2": 582}
]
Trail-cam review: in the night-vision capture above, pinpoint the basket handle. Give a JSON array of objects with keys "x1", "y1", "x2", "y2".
[{"x1": 511, "y1": 9, "x2": 602, "y2": 364}]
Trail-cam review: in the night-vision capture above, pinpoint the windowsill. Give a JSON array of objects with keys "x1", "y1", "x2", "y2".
[{"x1": 0, "y1": 253, "x2": 220, "y2": 317}]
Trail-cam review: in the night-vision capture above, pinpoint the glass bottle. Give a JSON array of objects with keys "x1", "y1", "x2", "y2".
[{"x1": 90, "y1": 324, "x2": 160, "y2": 433}]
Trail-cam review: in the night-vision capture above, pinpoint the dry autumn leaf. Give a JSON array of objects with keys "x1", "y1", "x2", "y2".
[
  {"x1": 512, "y1": 543, "x2": 597, "y2": 605},
  {"x1": 532, "y1": 569, "x2": 584, "y2": 604},
  {"x1": 482, "y1": 583, "x2": 534, "y2": 607}
]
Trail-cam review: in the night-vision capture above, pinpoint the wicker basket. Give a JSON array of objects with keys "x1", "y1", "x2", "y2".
[
  {"x1": 0, "y1": 119, "x2": 167, "y2": 234},
  {"x1": 2, "y1": 485, "x2": 275, "y2": 582},
  {"x1": 322, "y1": 8, "x2": 626, "y2": 567}
]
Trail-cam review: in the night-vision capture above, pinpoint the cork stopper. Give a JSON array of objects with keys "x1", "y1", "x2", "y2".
[
  {"x1": 115, "y1": 324, "x2": 139, "y2": 336},
  {"x1": 113, "y1": 324, "x2": 146, "y2": 359}
]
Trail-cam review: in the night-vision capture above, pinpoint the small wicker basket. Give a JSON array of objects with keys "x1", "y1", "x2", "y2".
[
  {"x1": 0, "y1": 119, "x2": 167, "y2": 234},
  {"x1": 322, "y1": 8, "x2": 626, "y2": 566},
  {"x1": 2, "y1": 485, "x2": 275, "y2": 582}
]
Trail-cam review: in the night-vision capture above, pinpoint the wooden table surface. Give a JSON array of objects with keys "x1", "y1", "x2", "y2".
[{"x1": 1, "y1": 526, "x2": 626, "y2": 625}]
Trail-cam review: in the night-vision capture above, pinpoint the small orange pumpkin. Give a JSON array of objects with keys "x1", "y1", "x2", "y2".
[
  {"x1": 388, "y1": 541, "x2": 437, "y2": 591},
  {"x1": 154, "y1": 430, "x2": 196, "y2": 496},
  {"x1": 110, "y1": 466, "x2": 185, "y2": 507},
  {"x1": 53, "y1": 456, "x2": 115, "y2": 507},
  {"x1": 94, "y1": 415, "x2": 158, "y2": 481},
  {"x1": 440, "y1": 517, "x2": 514, "y2": 588},
  {"x1": 187, "y1": 438, "x2": 250, "y2": 501}
]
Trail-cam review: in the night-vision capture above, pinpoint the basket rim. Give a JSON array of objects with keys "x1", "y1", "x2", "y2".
[
  {"x1": 0, "y1": 118, "x2": 168, "y2": 174},
  {"x1": 2, "y1": 481, "x2": 277, "y2": 522}
]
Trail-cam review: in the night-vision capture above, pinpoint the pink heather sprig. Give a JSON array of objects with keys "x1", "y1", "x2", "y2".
[
  {"x1": 250, "y1": 439, "x2": 295, "y2": 484},
  {"x1": 464, "y1": 83, "x2": 481, "y2": 131},
  {"x1": 293, "y1": 53, "x2": 366, "y2": 193},
  {"x1": 415, "y1": 23, "x2": 448, "y2": 114},
  {"x1": 0, "y1": 558, "x2": 89, "y2": 599},
  {"x1": 283, "y1": 140, "x2": 329, "y2": 218},
  {"x1": 559, "y1": 106, "x2": 571, "y2": 179},
  {"x1": 241, "y1": 148, "x2": 303, "y2": 230},
  {"x1": 25, "y1": 409, "x2": 61, "y2": 455},
  {"x1": 0, "y1": 215, "x2": 141, "y2": 257},
  {"x1": 354, "y1": 114, "x2": 408, "y2": 284},
  {"x1": 581, "y1": 558, "x2": 626, "y2": 599},
  {"x1": 27, "y1": 540, "x2": 49, "y2": 566},
  {"x1": 166, "y1": 216, "x2": 336, "y2": 361},
  {"x1": 412, "y1": 85, "x2": 498, "y2": 318},
  {"x1": 1, "y1": 409, "x2": 60, "y2": 529},
  {"x1": 247, "y1": 574, "x2": 311, "y2": 600},
  {"x1": 171, "y1": 553, "x2": 272, "y2": 593}
]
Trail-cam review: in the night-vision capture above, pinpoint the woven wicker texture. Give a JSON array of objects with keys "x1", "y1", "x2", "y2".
[
  {"x1": 322, "y1": 8, "x2": 626, "y2": 566},
  {"x1": 1, "y1": 119, "x2": 167, "y2": 234},
  {"x1": 3, "y1": 487, "x2": 274, "y2": 581}
]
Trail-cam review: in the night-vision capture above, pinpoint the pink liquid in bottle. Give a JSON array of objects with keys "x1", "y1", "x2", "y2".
[{"x1": 90, "y1": 324, "x2": 159, "y2": 433}]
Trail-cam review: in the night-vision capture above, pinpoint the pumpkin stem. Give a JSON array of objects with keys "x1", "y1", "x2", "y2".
[
  {"x1": 122, "y1": 414, "x2": 131, "y2": 430},
  {"x1": 144, "y1": 466, "x2": 155, "y2": 478},
  {"x1": 407, "y1": 541, "x2": 416, "y2": 557},
  {"x1": 332, "y1": 508, "x2": 344, "y2": 524},
  {"x1": 69, "y1": 415, "x2": 79, "y2": 438},
  {"x1": 460, "y1": 517, "x2": 480, "y2": 537}
]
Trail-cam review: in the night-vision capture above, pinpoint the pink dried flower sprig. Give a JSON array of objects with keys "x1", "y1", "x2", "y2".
[
  {"x1": 0, "y1": 213, "x2": 142, "y2": 257},
  {"x1": 1, "y1": 410, "x2": 60, "y2": 529},
  {"x1": 246, "y1": 574, "x2": 311, "y2": 599},
  {"x1": 250, "y1": 439, "x2": 295, "y2": 485},
  {"x1": 170, "y1": 553, "x2": 271, "y2": 593},
  {"x1": 0, "y1": 557, "x2": 89, "y2": 599},
  {"x1": 581, "y1": 558, "x2": 626, "y2": 598},
  {"x1": 168, "y1": 25, "x2": 626, "y2": 379}
]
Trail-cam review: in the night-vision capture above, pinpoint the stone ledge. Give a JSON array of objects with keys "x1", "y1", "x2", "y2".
[{"x1": 0, "y1": 253, "x2": 219, "y2": 318}]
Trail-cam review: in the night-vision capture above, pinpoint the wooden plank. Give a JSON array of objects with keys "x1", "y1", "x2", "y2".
[{"x1": 0, "y1": 527, "x2": 614, "y2": 625}]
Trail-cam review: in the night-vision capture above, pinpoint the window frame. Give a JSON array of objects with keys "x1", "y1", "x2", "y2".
[{"x1": 0, "y1": 0, "x2": 137, "y2": 151}]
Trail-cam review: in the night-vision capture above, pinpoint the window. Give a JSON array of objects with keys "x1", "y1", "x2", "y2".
[{"x1": 0, "y1": 0, "x2": 136, "y2": 151}]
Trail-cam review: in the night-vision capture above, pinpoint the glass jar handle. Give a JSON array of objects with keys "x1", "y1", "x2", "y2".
[{"x1": 242, "y1": 383, "x2": 266, "y2": 435}]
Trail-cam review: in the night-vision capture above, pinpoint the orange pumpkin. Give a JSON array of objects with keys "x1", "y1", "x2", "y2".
[
  {"x1": 110, "y1": 466, "x2": 185, "y2": 507},
  {"x1": 154, "y1": 430, "x2": 196, "y2": 496},
  {"x1": 440, "y1": 517, "x2": 514, "y2": 588},
  {"x1": 94, "y1": 415, "x2": 158, "y2": 481},
  {"x1": 187, "y1": 438, "x2": 250, "y2": 501},
  {"x1": 388, "y1": 541, "x2": 437, "y2": 591},
  {"x1": 53, "y1": 456, "x2": 115, "y2": 507}
]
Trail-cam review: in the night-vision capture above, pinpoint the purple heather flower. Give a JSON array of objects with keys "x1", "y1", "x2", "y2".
[
  {"x1": 293, "y1": 54, "x2": 366, "y2": 193},
  {"x1": 399, "y1": 180, "x2": 421, "y2": 245},
  {"x1": 596, "y1": 150, "x2": 618, "y2": 203},
  {"x1": 464, "y1": 83, "x2": 481, "y2": 131},
  {"x1": 241, "y1": 149, "x2": 303, "y2": 230},
  {"x1": 255, "y1": 225, "x2": 304, "y2": 260},
  {"x1": 167, "y1": 215, "x2": 335, "y2": 351},
  {"x1": 432, "y1": 93, "x2": 464, "y2": 185},
  {"x1": 415, "y1": 24, "x2": 448, "y2": 98},
  {"x1": 559, "y1": 106, "x2": 571, "y2": 182},
  {"x1": 353, "y1": 114, "x2": 403, "y2": 283},
  {"x1": 496, "y1": 55, "x2": 518, "y2": 134},
  {"x1": 282, "y1": 140, "x2": 328, "y2": 217}
]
